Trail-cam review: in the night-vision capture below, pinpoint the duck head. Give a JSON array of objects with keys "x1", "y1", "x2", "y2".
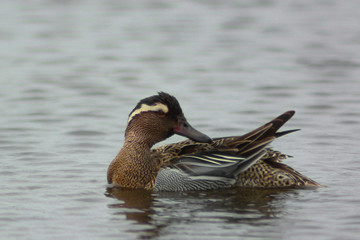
[{"x1": 125, "y1": 92, "x2": 212, "y2": 145}]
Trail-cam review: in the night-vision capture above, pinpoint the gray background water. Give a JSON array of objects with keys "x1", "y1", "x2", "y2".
[{"x1": 1, "y1": 1, "x2": 360, "y2": 239}]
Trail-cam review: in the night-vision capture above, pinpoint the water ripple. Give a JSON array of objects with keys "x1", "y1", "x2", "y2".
[{"x1": 1, "y1": 1, "x2": 360, "y2": 240}]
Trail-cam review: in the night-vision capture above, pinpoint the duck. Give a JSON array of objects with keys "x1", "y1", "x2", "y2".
[{"x1": 107, "y1": 92, "x2": 321, "y2": 191}]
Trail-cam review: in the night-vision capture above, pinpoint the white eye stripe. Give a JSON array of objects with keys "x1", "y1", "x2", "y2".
[{"x1": 128, "y1": 103, "x2": 169, "y2": 123}]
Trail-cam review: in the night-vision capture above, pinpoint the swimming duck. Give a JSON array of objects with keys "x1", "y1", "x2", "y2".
[{"x1": 107, "y1": 92, "x2": 320, "y2": 191}]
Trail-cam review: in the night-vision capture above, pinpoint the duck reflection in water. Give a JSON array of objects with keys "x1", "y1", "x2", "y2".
[
  {"x1": 106, "y1": 187, "x2": 154, "y2": 224},
  {"x1": 105, "y1": 186, "x2": 300, "y2": 228}
]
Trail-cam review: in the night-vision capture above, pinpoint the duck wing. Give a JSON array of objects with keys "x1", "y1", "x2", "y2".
[
  {"x1": 173, "y1": 136, "x2": 273, "y2": 177},
  {"x1": 153, "y1": 137, "x2": 273, "y2": 191}
]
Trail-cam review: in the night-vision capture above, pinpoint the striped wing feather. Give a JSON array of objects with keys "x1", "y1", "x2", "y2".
[{"x1": 170, "y1": 136, "x2": 274, "y2": 178}]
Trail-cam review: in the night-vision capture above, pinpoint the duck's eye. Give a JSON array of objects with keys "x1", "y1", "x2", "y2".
[{"x1": 158, "y1": 111, "x2": 166, "y2": 117}]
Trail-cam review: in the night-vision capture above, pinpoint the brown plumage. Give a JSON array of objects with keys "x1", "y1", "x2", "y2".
[{"x1": 107, "y1": 92, "x2": 321, "y2": 191}]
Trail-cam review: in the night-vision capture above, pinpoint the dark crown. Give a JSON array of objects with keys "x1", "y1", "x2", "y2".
[{"x1": 129, "y1": 92, "x2": 183, "y2": 119}]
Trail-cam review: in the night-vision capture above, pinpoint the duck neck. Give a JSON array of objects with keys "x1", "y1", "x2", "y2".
[
  {"x1": 107, "y1": 129, "x2": 160, "y2": 189},
  {"x1": 124, "y1": 130, "x2": 156, "y2": 149},
  {"x1": 124, "y1": 116, "x2": 173, "y2": 147}
]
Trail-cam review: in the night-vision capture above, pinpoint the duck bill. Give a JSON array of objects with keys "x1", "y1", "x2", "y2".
[{"x1": 174, "y1": 115, "x2": 212, "y2": 143}]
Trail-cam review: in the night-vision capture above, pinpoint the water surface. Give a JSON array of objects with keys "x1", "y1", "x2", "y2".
[{"x1": 1, "y1": 1, "x2": 360, "y2": 239}]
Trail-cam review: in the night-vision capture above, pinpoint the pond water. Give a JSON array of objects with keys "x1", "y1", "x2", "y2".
[{"x1": 1, "y1": 1, "x2": 360, "y2": 239}]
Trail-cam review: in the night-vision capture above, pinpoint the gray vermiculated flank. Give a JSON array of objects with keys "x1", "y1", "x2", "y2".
[{"x1": 154, "y1": 168, "x2": 235, "y2": 192}]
